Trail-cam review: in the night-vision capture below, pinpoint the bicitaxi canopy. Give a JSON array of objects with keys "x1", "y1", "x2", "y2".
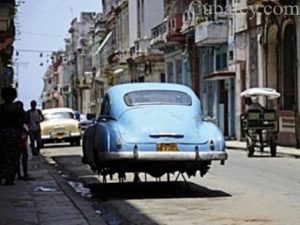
[{"x1": 240, "y1": 88, "x2": 281, "y2": 99}]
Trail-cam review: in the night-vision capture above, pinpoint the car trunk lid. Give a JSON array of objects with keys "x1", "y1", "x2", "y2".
[
  {"x1": 118, "y1": 106, "x2": 207, "y2": 144},
  {"x1": 41, "y1": 119, "x2": 79, "y2": 134}
]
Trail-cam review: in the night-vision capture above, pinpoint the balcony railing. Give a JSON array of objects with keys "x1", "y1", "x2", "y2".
[
  {"x1": 195, "y1": 20, "x2": 228, "y2": 46},
  {"x1": 151, "y1": 20, "x2": 168, "y2": 48}
]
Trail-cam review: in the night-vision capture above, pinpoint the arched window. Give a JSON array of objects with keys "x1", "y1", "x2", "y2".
[{"x1": 282, "y1": 24, "x2": 296, "y2": 111}]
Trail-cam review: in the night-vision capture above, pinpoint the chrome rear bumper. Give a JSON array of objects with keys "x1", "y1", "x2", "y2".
[{"x1": 98, "y1": 151, "x2": 228, "y2": 161}]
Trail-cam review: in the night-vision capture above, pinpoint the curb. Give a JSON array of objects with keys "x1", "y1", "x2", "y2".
[
  {"x1": 42, "y1": 157, "x2": 107, "y2": 225},
  {"x1": 226, "y1": 146, "x2": 246, "y2": 151},
  {"x1": 226, "y1": 145, "x2": 300, "y2": 159}
]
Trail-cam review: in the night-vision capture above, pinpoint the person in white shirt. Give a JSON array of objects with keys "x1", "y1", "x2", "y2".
[{"x1": 27, "y1": 100, "x2": 42, "y2": 156}]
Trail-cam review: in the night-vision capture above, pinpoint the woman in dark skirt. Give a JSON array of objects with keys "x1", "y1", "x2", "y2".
[{"x1": 0, "y1": 87, "x2": 26, "y2": 185}]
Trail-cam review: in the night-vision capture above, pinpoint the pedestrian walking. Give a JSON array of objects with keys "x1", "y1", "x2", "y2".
[
  {"x1": 17, "y1": 123, "x2": 34, "y2": 180},
  {"x1": 0, "y1": 87, "x2": 26, "y2": 185},
  {"x1": 27, "y1": 100, "x2": 42, "y2": 156}
]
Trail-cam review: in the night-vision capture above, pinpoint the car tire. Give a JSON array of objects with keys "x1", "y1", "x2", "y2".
[
  {"x1": 75, "y1": 138, "x2": 81, "y2": 146},
  {"x1": 70, "y1": 137, "x2": 81, "y2": 146}
]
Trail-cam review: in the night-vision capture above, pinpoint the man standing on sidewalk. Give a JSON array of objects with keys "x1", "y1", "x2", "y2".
[{"x1": 27, "y1": 100, "x2": 42, "y2": 156}]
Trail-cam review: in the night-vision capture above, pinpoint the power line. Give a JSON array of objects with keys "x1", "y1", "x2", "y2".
[
  {"x1": 15, "y1": 49, "x2": 56, "y2": 53},
  {"x1": 21, "y1": 31, "x2": 63, "y2": 38}
]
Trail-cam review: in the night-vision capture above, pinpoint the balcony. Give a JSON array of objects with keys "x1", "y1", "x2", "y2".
[
  {"x1": 167, "y1": 14, "x2": 184, "y2": 43},
  {"x1": 151, "y1": 20, "x2": 167, "y2": 49},
  {"x1": 195, "y1": 20, "x2": 228, "y2": 46}
]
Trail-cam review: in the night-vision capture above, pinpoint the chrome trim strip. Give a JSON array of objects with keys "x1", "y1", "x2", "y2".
[{"x1": 149, "y1": 133, "x2": 184, "y2": 138}]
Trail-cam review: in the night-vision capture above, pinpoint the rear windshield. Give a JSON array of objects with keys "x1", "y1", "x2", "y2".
[
  {"x1": 124, "y1": 90, "x2": 192, "y2": 106},
  {"x1": 43, "y1": 112, "x2": 74, "y2": 121}
]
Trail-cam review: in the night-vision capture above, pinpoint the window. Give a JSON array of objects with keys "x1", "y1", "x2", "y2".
[
  {"x1": 216, "y1": 47, "x2": 227, "y2": 70},
  {"x1": 176, "y1": 59, "x2": 182, "y2": 83},
  {"x1": 167, "y1": 62, "x2": 173, "y2": 82},
  {"x1": 160, "y1": 73, "x2": 166, "y2": 82},
  {"x1": 138, "y1": 76, "x2": 144, "y2": 82},
  {"x1": 216, "y1": 54, "x2": 221, "y2": 70},
  {"x1": 228, "y1": 50, "x2": 234, "y2": 61},
  {"x1": 222, "y1": 53, "x2": 227, "y2": 68},
  {"x1": 43, "y1": 112, "x2": 74, "y2": 121},
  {"x1": 124, "y1": 90, "x2": 192, "y2": 106}
]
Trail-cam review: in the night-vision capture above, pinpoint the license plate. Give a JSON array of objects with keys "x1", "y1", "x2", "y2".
[
  {"x1": 55, "y1": 127, "x2": 65, "y2": 132},
  {"x1": 157, "y1": 143, "x2": 178, "y2": 152}
]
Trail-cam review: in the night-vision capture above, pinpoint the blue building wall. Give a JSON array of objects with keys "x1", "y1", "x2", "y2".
[{"x1": 198, "y1": 46, "x2": 236, "y2": 138}]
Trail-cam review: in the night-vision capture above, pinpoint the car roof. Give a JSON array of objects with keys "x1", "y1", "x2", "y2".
[
  {"x1": 105, "y1": 83, "x2": 200, "y2": 118},
  {"x1": 42, "y1": 107, "x2": 75, "y2": 114},
  {"x1": 107, "y1": 82, "x2": 195, "y2": 96}
]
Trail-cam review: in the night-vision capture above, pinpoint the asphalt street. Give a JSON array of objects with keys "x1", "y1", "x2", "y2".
[{"x1": 41, "y1": 144, "x2": 300, "y2": 225}]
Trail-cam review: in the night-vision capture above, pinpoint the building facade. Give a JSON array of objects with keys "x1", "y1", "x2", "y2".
[
  {"x1": 38, "y1": 0, "x2": 300, "y2": 148},
  {"x1": 259, "y1": 0, "x2": 299, "y2": 146},
  {"x1": 0, "y1": 0, "x2": 15, "y2": 101}
]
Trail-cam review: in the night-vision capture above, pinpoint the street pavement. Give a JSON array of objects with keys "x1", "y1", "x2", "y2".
[
  {"x1": 0, "y1": 155, "x2": 106, "y2": 225},
  {"x1": 0, "y1": 141, "x2": 299, "y2": 225}
]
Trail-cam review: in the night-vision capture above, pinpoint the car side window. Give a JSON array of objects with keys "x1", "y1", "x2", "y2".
[{"x1": 100, "y1": 95, "x2": 110, "y2": 116}]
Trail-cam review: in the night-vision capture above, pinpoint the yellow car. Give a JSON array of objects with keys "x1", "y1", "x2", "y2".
[{"x1": 41, "y1": 108, "x2": 81, "y2": 146}]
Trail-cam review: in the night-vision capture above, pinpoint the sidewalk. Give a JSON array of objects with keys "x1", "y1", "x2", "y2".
[
  {"x1": 226, "y1": 140, "x2": 300, "y2": 158},
  {"x1": 0, "y1": 155, "x2": 106, "y2": 225},
  {"x1": 0, "y1": 143, "x2": 298, "y2": 225}
]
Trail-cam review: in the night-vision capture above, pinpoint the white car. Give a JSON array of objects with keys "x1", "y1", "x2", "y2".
[{"x1": 41, "y1": 108, "x2": 81, "y2": 146}]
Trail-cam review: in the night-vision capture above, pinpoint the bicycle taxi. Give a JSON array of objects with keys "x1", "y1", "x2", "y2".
[{"x1": 240, "y1": 88, "x2": 280, "y2": 157}]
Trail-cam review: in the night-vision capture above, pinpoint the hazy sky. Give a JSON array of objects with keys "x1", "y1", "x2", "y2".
[{"x1": 14, "y1": 0, "x2": 101, "y2": 109}]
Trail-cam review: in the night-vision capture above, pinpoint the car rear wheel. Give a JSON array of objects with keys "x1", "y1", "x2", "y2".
[
  {"x1": 75, "y1": 138, "x2": 81, "y2": 146},
  {"x1": 70, "y1": 137, "x2": 81, "y2": 146}
]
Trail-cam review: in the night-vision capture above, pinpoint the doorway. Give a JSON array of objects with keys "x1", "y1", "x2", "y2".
[{"x1": 219, "y1": 80, "x2": 228, "y2": 137}]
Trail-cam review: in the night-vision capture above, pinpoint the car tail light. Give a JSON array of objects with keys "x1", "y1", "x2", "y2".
[
  {"x1": 133, "y1": 145, "x2": 138, "y2": 159},
  {"x1": 116, "y1": 138, "x2": 122, "y2": 149},
  {"x1": 209, "y1": 139, "x2": 215, "y2": 151}
]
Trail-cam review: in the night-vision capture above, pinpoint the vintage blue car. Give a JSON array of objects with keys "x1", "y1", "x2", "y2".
[{"x1": 82, "y1": 83, "x2": 227, "y2": 180}]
